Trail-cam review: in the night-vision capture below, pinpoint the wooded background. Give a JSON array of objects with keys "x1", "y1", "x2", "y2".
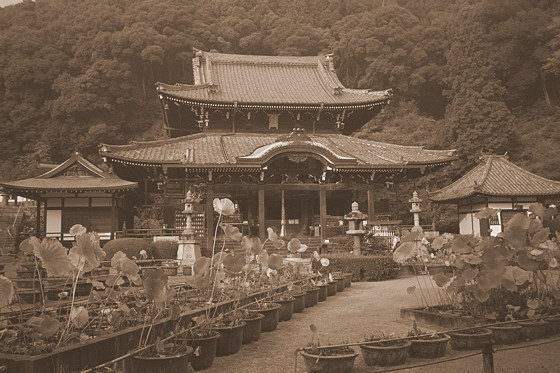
[{"x1": 0, "y1": 0, "x2": 558, "y2": 192}]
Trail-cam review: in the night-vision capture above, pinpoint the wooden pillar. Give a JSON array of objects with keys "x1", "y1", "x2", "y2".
[
  {"x1": 111, "y1": 194, "x2": 116, "y2": 240},
  {"x1": 43, "y1": 200, "x2": 47, "y2": 240},
  {"x1": 247, "y1": 191, "x2": 254, "y2": 227},
  {"x1": 258, "y1": 188, "x2": 265, "y2": 242},
  {"x1": 36, "y1": 199, "x2": 41, "y2": 238},
  {"x1": 205, "y1": 186, "x2": 214, "y2": 255},
  {"x1": 367, "y1": 188, "x2": 375, "y2": 221},
  {"x1": 319, "y1": 187, "x2": 327, "y2": 242}
]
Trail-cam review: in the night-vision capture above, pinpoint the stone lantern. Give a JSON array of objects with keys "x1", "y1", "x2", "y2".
[
  {"x1": 409, "y1": 191, "x2": 423, "y2": 232},
  {"x1": 344, "y1": 201, "x2": 368, "y2": 255},
  {"x1": 176, "y1": 190, "x2": 200, "y2": 274}
]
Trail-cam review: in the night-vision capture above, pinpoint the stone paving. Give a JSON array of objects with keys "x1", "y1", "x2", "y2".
[{"x1": 203, "y1": 276, "x2": 560, "y2": 373}]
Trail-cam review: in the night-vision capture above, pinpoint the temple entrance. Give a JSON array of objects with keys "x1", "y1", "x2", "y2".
[{"x1": 264, "y1": 190, "x2": 318, "y2": 238}]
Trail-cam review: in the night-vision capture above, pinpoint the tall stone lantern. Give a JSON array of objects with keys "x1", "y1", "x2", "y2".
[
  {"x1": 344, "y1": 201, "x2": 368, "y2": 256},
  {"x1": 409, "y1": 191, "x2": 423, "y2": 232},
  {"x1": 176, "y1": 190, "x2": 200, "y2": 274}
]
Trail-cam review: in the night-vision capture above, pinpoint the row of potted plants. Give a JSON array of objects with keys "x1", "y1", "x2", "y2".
[{"x1": 0, "y1": 197, "x2": 351, "y2": 372}]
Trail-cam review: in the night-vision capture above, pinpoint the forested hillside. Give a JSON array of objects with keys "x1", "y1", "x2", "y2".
[{"x1": 0, "y1": 0, "x2": 559, "y2": 185}]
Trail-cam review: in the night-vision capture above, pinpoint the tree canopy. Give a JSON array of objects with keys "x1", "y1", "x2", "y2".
[{"x1": 0, "y1": 0, "x2": 558, "y2": 182}]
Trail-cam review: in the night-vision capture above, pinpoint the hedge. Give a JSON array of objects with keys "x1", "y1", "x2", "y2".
[
  {"x1": 149, "y1": 240, "x2": 179, "y2": 259},
  {"x1": 102, "y1": 238, "x2": 152, "y2": 260},
  {"x1": 312, "y1": 254, "x2": 400, "y2": 282}
]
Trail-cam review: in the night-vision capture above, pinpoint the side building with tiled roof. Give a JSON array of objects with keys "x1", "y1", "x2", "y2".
[
  {"x1": 0, "y1": 153, "x2": 137, "y2": 242},
  {"x1": 101, "y1": 50, "x2": 456, "y2": 252},
  {"x1": 430, "y1": 155, "x2": 560, "y2": 236}
]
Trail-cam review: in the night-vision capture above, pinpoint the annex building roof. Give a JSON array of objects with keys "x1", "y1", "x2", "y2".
[
  {"x1": 430, "y1": 155, "x2": 560, "y2": 202},
  {"x1": 0, "y1": 153, "x2": 137, "y2": 195},
  {"x1": 156, "y1": 50, "x2": 392, "y2": 109},
  {"x1": 100, "y1": 131, "x2": 456, "y2": 171}
]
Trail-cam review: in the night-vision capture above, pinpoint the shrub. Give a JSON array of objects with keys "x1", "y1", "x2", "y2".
[
  {"x1": 102, "y1": 238, "x2": 152, "y2": 260},
  {"x1": 313, "y1": 254, "x2": 400, "y2": 282},
  {"x1": 149, "y1": 240, "x2": 179, "y2": 259}
]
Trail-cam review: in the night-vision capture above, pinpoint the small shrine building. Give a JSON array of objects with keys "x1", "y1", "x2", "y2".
[
  {"x1": 430, "y1": 155, "x2": 560, "y2": 236},
  {"x1": 0, "y1": 153, "x2": 137, "y2": 242},
  {"x1": 101, "y1": 50, "x2": 457, "y2": 250}
]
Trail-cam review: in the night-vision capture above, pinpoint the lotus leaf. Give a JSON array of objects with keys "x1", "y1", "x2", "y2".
[
  {"x1": 504, "y1": 213, "x2": 531, "y2": 232},
  {"x1": 432, "y1": 272, "x2": 451, "y2": 287},
  {"x1": 69, "y1": 233, "x2": 106, "y2": 273},
  {"x1": 39, "y1": 315, "x2": 62, "y2": 337},
  {"x1": 257, "y1": 249, "x2": 268, "y2": 266},
  {"x1": 221, "y1": 223, "x2": 242, "y2": 242},
  {"x1": 392, "y1": 241, "x2": 418, "y2": 264},
  {"x1": 461, "y1": 266, "x2": 479, "y2": 282},
  {"x1": 406, "y1": 285, "x2": 416, "y2": 294},
  {"x1": 475, "y1": 208, "x2": 500, "y2": 219},
  {"x1": 19, "y1": 236, "x2": 39, "y2": 255},
  {"x1": 69, "y1": 224, "x2": 87, "y2": 236},
  {"x1": 461, "y1": 254, "x2": 482, "y2": 265},
  {"x1": 142, "y1": 268, "x2": 168, "y2": 303},
  {"x1": 450, "y1": 235, "x2": 477, "y2": 254},
  {"x1": 213, "y1": 198, "x2": 235, "y2": 216},
  {"x1": 476, "y1": 270, "x2": 502, "y2": 292},
  {"x1": 0, "y1": 276, "x2": 14, "y2": 307},
  {"x1": 70, "y1": 306, "x2": 89, "y2": 328},
  {"x1": 34, "y1": 238, "x2": 73, "y2": 277},
  {"x1": 287, "y1": 238, "x2": 301, "y2": 253},
  {"x1": 268, "y1": 253, "x2": 283, "y2": 270},
  {"x1": 501, "y1": 278, "x2": 517, "y2": 292},
  {"x1": 531, "y1": 228, "x2": 549, "y2": 247},
  {"x1": 472, "y1": 286, "x2": 490, "y2": 302},
  {"x1": 527, "y1": 299, "x2": 539, "y2": 309},
  {"x1": 401, "y1": 231, "x2": 423, "y2": 243},
  {"x1": 517, "y1": 251, "x2": 544, "y2": 271},
  {"x1": 193, "y1": 257, "x2": 211, "y2": 276}
]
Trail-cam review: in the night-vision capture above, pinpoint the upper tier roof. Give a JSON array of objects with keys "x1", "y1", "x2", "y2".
[
  {"x1": 100, "y1": 132, "x2": 456, "y2": 171},
  {"x1": 430, "y1": 155, "x2": 560, "y2": 202},
  {"x1": 0, "y1": 153, "x2": 137, "y2": 194},
  {"x1": 156, "y1": 50, "x2": 392, "y2": 108}
]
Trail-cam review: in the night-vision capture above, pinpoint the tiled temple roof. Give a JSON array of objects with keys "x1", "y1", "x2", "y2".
[
  {"x1": 156, "y1": 50, "x2": 392, "y2": 108},
  {"x1": 430, "y1": 155, "x2": 560, "y2": 202},
  {"x1": 0, "y1": 153, "x2": 137, "y2": 193},
  {"x1": 100, "y1": 132, "x2": 456, "y2": 170}
]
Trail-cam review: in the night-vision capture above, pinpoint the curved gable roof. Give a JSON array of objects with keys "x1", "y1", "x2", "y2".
[
  {"x1": 157, "y1": 50, "x2": 392, "y2": 108},
  {"x1": 430, "y1": 155, "x2": 560, "y2": 202},
  {"x1": 0, "y1": 153, "x2": 137, "y2": 194},
  {"x1": 100, "y1": 131, "x2": 456, "y2": 171}
]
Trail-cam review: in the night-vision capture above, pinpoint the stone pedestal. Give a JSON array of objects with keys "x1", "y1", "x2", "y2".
[{"x1": 177, "y1": 239, "x2": 200, "y2": 274}]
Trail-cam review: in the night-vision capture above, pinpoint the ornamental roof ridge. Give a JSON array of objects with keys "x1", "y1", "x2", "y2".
[
  {"x1": 201, "y1": 50, "x2": 320, "y2": 65},
  {"x1": 100, "y1": 133, "x2": 209, "y2": 151}
]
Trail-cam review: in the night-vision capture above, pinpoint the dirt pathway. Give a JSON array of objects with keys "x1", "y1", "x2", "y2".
[{"x1": 204, "y1": 276, "x2": 560, "y2": 373}]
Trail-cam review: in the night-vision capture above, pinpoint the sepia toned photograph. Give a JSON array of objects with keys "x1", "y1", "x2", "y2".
[{"x1": 0, "y1": 1, "x2": 559, "y2": 372}]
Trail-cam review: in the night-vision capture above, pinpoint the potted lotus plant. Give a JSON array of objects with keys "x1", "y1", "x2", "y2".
[{"x1": 300, "y1": 324, "x2": 359, "y2": 373}]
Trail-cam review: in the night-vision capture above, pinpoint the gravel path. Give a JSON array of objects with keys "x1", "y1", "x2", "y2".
[{"x1": 203, "y1": 276, "x2": 560, "y2": 373}]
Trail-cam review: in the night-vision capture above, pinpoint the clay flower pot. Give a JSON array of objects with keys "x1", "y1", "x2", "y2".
[
  {"x1": 186, "y1": 331, "x2": 220, "y2": 371},
  {"x1": 360, "y1": 340, "x2": 411, "y2": 366},
  {"x1": 317, "y1": 284, "x2": 328, "y2": 302},
  {"x1": 242, "y1": 312, "x2": 264, "y2": 344},
  {"x1": 291, "y1": 292, "x2": 306, "y2": 313},
  {"x1": 214, "y1": 321, "x2": 246, "y2": 356},
  {"x1": 251, "y1": 302, "x2": 281, "y2": 332},
  {"x1": 409, "y1": 334, "x2": 450, "y2": 358},
  {"x1": 130, "y1": 347, "x2": 193, "y2": 373},
  {"x1": 301, "y1": 347, "x2": 359, "y2": 373},
  {"x1": 273, "y1": 296, "x2": 295, "y2": 321},
  {"x1": 519, "y1": 320, "x2": 549, "y2": 340},
  {"x1": 488, "y1": 324, "x2": 521, "y2": 345},
  {"x1": 304, "y1": 287, "x2": 319, "y2": 307},
  {"x1": 335, "y1": 277, "x2": 345, "y2": 292},
  {"x1": 449, "y1": 328, "x2": 493, "y2": 350},
  {"x1": 327, "y1": 281, "x2": 337, "y2": 296}
]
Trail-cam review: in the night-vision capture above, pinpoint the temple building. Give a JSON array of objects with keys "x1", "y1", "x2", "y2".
[
  {"x1": 430, "y1": 155, "x2": 560, "y2": 236},
  {"x1": 0, "y1": 153, "x2": 137, "y2": 242},
  {"x1": 100, "y1": 50, "x2": 456, "y2": 250}
]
